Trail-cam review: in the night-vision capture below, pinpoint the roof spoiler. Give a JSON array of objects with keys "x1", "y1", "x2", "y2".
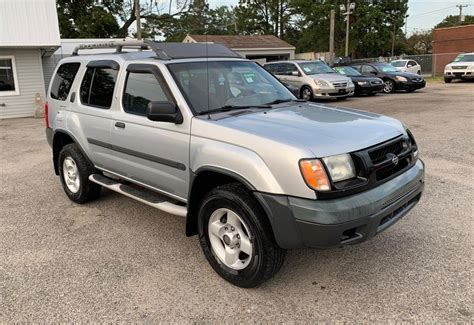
[{"x1": 71, "y1": 40, "x2": 241, "y2": 60}]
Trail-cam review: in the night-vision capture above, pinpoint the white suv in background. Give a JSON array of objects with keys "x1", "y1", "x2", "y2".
[
  {"x1": 444, "y1": 53, "x2": 474, "y2": 83},
  {"x1": 264, "y1": 60, "x2": 354, "y2": 101}
]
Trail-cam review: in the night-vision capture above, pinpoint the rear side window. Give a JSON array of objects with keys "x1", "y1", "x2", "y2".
[
  {"x1": 123, "y1": 71, "x2": 172, "y2": 116},
  {"x1": 264, "y1": 64, "x2": 276, "y2": 74},
  {"x1": 80, "y1": 67, "x2": 117, "y2": 109},
  {"x1": 50, "y1": 63, "x2": 80, "y2": 101}
]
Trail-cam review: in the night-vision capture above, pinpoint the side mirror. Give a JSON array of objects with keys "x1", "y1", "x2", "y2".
[
  {"x1": 147, "y1": 101, "x2": 183, "y2": 124},
  {"x1": 291, "y1": 71, "x2": 301, "y2": 77}
]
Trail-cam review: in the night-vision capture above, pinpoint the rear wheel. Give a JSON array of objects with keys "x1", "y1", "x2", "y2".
[
  {"x1": 300, "y1": 86, "x2": 313, "y2": 101},
  {"x1": 198, "y1": 183, "x2": 286, "y2": 288},
  {"x1": 58, "y1": 143, "x2": 101, "y2": 204},
  {"x1": 383, "y1": 79, "x2": 395, "y2": 93},
  {"x1": 444, "y1": 78, "x2": 452, "y2": 83}
]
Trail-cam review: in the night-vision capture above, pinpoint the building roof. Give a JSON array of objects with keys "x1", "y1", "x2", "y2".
[
  {"x1": 0, "y1": 0, "x2": 60, "y2": 48},
  {"x1": 185, "y1": 35, "x2": 295, "y2": 49}
]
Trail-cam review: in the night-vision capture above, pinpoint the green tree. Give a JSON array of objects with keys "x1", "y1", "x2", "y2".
[
  {"x1": 404, "y1": 30, "x2": 432, "y2": 54},
  {"x1": 57, "y1": 0, "x2": 121, "y2": 38},
  {"x1": 435, "y1": 14, "x2": 474, "y2": 28}
]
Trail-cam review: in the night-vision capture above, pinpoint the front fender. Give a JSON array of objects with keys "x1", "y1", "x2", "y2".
[{"x1": 190, "y1": 137, "x2": 284, "y2": 194}]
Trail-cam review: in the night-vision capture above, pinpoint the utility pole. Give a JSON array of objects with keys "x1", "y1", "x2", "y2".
[
  {"x1": 456, "y1": 4, "x2": 468, "y2": 23},
  {"x1": 404, "y1": 14, "x2": 409, "y2": 37},
  {"x1": 391, "y1": 22, "x2": 396, "y2": 58},
  {"x1": 340, "y1": 1, "x2": 355, "y2": 57},
  {"x1": 329, "y1": 9, "x2": 335, "y2": 64},
  {"x1": 134, "y1": 0, "x2": 141, "y2": 40}
]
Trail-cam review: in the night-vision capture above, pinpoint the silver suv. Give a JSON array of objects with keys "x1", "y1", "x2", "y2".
[
  {"x1": 45, "y1": 41, "x2": 424, "y2": 288},
  {"x1": 264, "y1": 60, "x2": 355, "y2": 100}
]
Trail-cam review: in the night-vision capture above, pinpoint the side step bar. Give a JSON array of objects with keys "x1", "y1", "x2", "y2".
[{"x1": 89, "y1": 174, "x2": 187, "y2": 217}]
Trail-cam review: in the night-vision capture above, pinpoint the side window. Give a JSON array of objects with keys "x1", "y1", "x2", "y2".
[
  {"x1": 50, "y1": 62, "x2": 80, "y2": 101},
  {"x1": 264, "y1": 64, "x2": 276, "y2": 74},
  {"x1": 362, "y1": 65, "x2": 377, "y2": 74},
  {"x1": 408, "y1": 60, "x2": 416, "y2": 67},
  {"x1": 123, "y1": 71, "x2": 172, "y2": 116},
  {"x1": 285, "y1": 64, "x2": 298, "y2": 75},
  {"x1": 80, "y1": 67, "x2": 117, "y2": 109},
  {"x1": 351, "y1": 65, "x2": 361, "y2": 72}
]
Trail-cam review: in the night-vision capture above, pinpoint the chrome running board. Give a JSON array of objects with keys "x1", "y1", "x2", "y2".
[{"x1": 89, "y1": 174, "x2": 187, "y2": 217}]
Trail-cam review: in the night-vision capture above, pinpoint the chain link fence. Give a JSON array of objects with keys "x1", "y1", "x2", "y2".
[{"x1": 352, "y1": 52, "x2": 464, "y2": 77}]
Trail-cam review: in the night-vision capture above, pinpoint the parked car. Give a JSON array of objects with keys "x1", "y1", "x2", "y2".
[
  {"x1": 281, "y1": 81, "x2": 301, "y2": 98},
  {"x1": 45, "y1": 41, "x2": 424, "y2": 288},
  {"x1": 350, "y1": 62, "x2": 426, "y2": 93},
  {"x1": 443, "y1": 52, "x2": 474, "y2": 83},
  {"x1": 333, "y1": 66, "x2": 384, "y2": 96},
  {"x1": 263, "y1": 60, "x2": 354, "y2": 101},
  {"x1": 390, "y1": 59, "x2": 422, "y2": 74}
]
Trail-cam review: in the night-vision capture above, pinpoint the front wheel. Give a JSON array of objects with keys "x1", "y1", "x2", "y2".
[
  {"x1": 444, "y1": 78, "x2": 452, "y2": 83},
  {"x1": 198, "y1": 183, "x2": 286, "y2": 288},
  {"x1": 300, "y1": 86, "x2": 313, "y2": 101},
  {"x1": 383, "y1": 79, "x2": 395, "y2": 93}
]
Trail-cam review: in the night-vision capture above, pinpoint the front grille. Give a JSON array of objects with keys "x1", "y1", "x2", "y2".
[
  {"x1": 452, "y1": 66, "x2": 467, "y2": 69},
  {"x1": 332, "y1": 82, "x2": 348, "y2": 87},
  {"x1": 411, "y1": 78, "x2": 423, "y2": 82},
  {"x1": 369, "y1": 140, "x2": 405, "y2": 164}
]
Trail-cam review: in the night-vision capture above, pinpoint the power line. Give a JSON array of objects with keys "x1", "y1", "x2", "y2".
[{"x1": 409, "y1": 5, "x2": 456, "y2": 19}]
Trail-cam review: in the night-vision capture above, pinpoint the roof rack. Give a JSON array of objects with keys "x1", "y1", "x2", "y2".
[{"x1": 71, "y1": 40, "x2": 242, "y2": 60}]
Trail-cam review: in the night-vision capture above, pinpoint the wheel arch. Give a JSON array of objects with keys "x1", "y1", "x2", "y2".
[
  {"x1": 186, "y1": 167, "x2": 269, "y2": 237},
  {"x1": 52, "y1": 130, "x2": 92, "y2": 175}
]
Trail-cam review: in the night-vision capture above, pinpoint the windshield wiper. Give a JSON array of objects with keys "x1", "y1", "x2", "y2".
[
  {"x1": 197, "y1": 104, "x2": 271, "y2": 116},
  {"x1": 265, "y1": 98, "x2": 305, "y2": 105}
]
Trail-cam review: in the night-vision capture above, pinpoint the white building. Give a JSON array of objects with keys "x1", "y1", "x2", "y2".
[
  {"x1": 183, "y1": 35, "x2": 296, "y2": 65},
  {"x1": 0, "y1": 0, "x2": 60, "y2": 119}
]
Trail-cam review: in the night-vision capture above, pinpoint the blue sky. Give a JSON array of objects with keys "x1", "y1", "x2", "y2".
[{"x1": 161, "y1": 0, "x2": 473, "y2": 34}]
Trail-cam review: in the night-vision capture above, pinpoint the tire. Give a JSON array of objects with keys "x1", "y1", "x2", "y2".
[
  {"x1": 300, "y1": 86, "x2": 313, "y2": 101},
  {"x1": 58, "y1": 143, "x2": 101, "y2": 204},
  {"x1": 444, "y1": 78, "x2": 452, "y2": 83},
  {"x1": 197, "y1": 183, "x2": 286, "y2": 288},
  {"x1": 383, "y1": 79, "x2": 395, "y2": 93}
]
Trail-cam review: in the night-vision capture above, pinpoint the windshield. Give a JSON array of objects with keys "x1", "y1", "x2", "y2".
[
  {"x1": 453, "y1": 54, "x2": 474, "y2": 62},
  {"x1": 167, "y1": 61, "x2": 294, "y2": 115},
  {"x1": 298, "y1": 61, "x2": 335, "y2": 75},
  {"x1": 390, "y1": 60, "x2": 406, "y2": 67},
  {"x1": 377, "y1": 64, "x2": 398, "y2": 72},
  {"x1": 334, "y1": 66, "x2": 361, "y2": 76}
]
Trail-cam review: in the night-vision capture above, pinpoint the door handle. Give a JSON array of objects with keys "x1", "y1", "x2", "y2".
[{"x1": 115, "y1": 122, "x2": 126, "y2": 129}]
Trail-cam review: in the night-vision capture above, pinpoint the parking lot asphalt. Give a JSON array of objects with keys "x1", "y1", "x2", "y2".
[{"x1": 1, "y1": 81, "x2": 473, "y2": 322}]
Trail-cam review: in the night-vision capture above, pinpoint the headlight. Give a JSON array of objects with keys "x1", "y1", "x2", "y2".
[
  {"x1": 315, "y1": 80, "x2": 329, "y2": 87},
  {"x1": 357, "y1": 81, "x2": 368, "y2": 85},
  {"x1": 322, "y1": 153, "x2": 356, "y2": 182},
  {"x1": 299, "y1": 159, "x2": 330, "y2": 191},
  {"x1": 395, "y1": 76, "x2": 407, "y2": 82}
]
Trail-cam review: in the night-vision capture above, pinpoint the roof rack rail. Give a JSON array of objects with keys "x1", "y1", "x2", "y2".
[
  {"x1": 71, "y1": 40, "x2": 241, "y2": 60},
  {"x1": 71, "y1": 40, "x2": 170, "y2": 58}
]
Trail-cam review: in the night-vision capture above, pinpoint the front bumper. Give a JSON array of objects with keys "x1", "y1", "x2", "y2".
[
  {"x1": 356, "y1": 83, "x2": 384, "y2": 94},
  {"x1": 314, "y1": 85, "x2": 355, "y2": 98},
  {"x1": 444, "y1": 71, "x2": 474, "y2": 79},
  {"x1": 256, "y1": 159, "x2": 425, "y2": 249},
  {"x1": 395, "y1": 80, "x2": 426, "y2": 90}
]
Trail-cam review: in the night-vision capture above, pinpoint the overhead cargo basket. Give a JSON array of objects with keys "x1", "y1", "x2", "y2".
[{"x1": 72, "y1": 40, "x2": 241, "y2": 60}]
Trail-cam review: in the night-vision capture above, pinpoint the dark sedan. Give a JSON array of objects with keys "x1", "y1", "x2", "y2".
[
  {"x1": 350, "y1": 62, "x2": 426, "y2": 93},
  {"x1": 333, "y1": 66, "x2": 383, "y2": 96}
]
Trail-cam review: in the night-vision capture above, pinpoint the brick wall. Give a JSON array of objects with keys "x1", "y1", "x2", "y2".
[{"x1": 432, "y1": 24, "x2": 474, "y2": 75}]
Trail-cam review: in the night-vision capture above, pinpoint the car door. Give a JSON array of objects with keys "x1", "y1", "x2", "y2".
[
  {"x1": 283, "y1": 63, "x2": 303, "y2": 88},
  {"x1": 70, "y1": 60, "x2": 119, "y2": 169},
  {"x1": 408, "y1": 60, "x2": 419, "y2": 74},
  {"x1": 109, "y1": 63, "x2": 190, "y2": 201}
]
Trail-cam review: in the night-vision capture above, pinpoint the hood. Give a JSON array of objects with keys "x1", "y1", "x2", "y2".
[
  {"x1": 446, "y1": 61, "x2": 472, "y2": 68},
  {"x1": 308, "y1": 73, "x2": 351, "y2": 83},
  {"x1": 215, "y1": 103, "x2": 405, "y2": 157},
  {"x1": 349, "y1": 75, "x2": 383, "y2": 83},
  {"x1": 386, "y1": 71, "x2": 420, "y2": 78}
]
